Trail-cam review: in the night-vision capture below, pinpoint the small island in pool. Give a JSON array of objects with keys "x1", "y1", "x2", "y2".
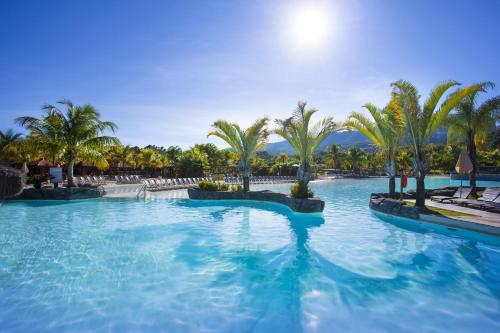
[{"x1": 187, "y1": 188, "x2": 325, "y2": 213}]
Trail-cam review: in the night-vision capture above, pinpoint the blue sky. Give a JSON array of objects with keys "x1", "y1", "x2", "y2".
[{"x1": 1, "y1": 0, "x2": 499, "y2": 148}]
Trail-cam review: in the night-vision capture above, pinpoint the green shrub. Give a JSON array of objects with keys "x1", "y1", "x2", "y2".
[
  {"x1": 211, "y1": 174, "x2": 224, "y2": 181},
  {"x1": 290, "y1": 182, "x2": 314, "y2": 199},
  {"x1": 198, "y1": 180, "x2": 229, "y2": 192},
  {"x1": 218, "y1": 182, "x2": 229, "y2": 191},
  {"x1": 229, "y1": 184, "x2": 244, "y2": 192}
]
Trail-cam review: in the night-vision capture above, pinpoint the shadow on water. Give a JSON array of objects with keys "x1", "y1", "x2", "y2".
[
  {"x1": 378, "y1": 213, "x2": 500, "y2": 300},
  {"x1": 173, "y1": 199, "x2": 325, "y2": 332}
]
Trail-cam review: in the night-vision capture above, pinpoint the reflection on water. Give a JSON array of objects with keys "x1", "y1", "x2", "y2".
[{"x1": 0, "y1": 177, "x2": 499, "y2": 332}]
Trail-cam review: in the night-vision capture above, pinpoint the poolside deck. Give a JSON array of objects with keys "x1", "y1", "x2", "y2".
[
  {"x1": 422, "y1": 199, "x2": 500, "y2": 228},
  {"x1": 402, "y1": 199, "x2": 500, "y2": 235}
]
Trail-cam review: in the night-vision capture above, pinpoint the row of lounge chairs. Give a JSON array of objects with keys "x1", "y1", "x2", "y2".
[
  {"x1": 115, "y1": 175, "x2": 142, "y2": 184},
  {"x1": 431, "y1": 187, "x2": 500, "y2": 213},
  {"x1": 143, "y1": 177, "x2": 211, "y2": 191},
  {"x1": 224, "y1": 176, "x2": 296, "y2": 184},
  {"x1": 76, "y1": 176, "x2": 106, "y2": 186}
]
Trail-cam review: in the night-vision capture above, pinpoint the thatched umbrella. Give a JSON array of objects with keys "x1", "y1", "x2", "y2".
[
  {"x1": 0, "y1": 165, "x2": 26, "y2": 199},
  {"x1": 455, "y1": 147, "x2": 473, "y2": 197},
  {"x1": 20, "y1": 162, "x2": 29, "y2": 174},
  {"x1": 37, "y1": 158, "x2": 53, "y2": 168}
]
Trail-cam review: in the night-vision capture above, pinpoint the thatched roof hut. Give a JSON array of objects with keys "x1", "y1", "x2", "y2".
[{"x1": 0, "y1": 165, "x2": 26, "y2": 199}]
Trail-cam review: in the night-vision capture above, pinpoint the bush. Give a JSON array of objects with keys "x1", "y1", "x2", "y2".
[
  {"x1": 230, "y1": 184, "x2": 244, "y2": 192},
  {"x1": 211, "y1": 174, "x2": 224, "y2": 181},
  {"x1": 218, "y1": 182, "x2": 229, "y2": 191},
  {"x1": 290, "y1": 182, "x2": 314, "y2": 199},
  {"x1": 198, "y1": 180, "x2": 229, "y2": 192}
]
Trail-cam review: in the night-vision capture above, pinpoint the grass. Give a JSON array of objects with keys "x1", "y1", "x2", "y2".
[{"x1": 404, "y1": 201, "x2": 478, "y2": 217}]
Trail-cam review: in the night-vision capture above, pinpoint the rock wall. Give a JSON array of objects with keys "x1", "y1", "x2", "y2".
[
  {"x1": 19, "y1": 187, "x2": 105, "y2": 200},
  {"x1": 188, "y1": 189, "x2": 325, "y2": 213},
  {"x1": 0, "y1": 166, "x2": 25, "y2": 199},
  {"x1": 369, "y1": 193, "x2": 420, "y2": 219}
]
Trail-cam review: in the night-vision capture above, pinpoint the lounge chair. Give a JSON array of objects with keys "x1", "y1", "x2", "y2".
[
  {"x1": 430, "y1": 187, "x2": 472, "y2": 203},
  {"x1": 478, "y1": 196, "x2": 500, "y2": 213},
  {"x1": 451, "y1": 187, "x2": 500, "y2": 208}
]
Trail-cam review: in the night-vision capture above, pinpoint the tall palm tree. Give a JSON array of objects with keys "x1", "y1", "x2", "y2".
[
  {"x1": 109, "y1": 144, "x2": 136, "y2": 169},
  {"x1": 345, "y1": 96, "x2": 404, "y2": 197},
  {"x1": 12, "y1": 136, "x2": 41, "y2": 166},
  {"x1": 275, "y1": 101, "x2": 338, "y2": 196},
  {"x1": 208, "y1": 118, "x2": 269, "y2": 191},
  {"x1": 446, "y1": 82, "x2": 500, "y2": 196},
  {"x1": 16, "y1": 100, "x2": 119, "y2": 187},
  {"x1": 391, "y1": 80, "x2": 485, "y2": 207},
  {"x1": 346, "y1": 147, "x2": 368, "y2": 173},
  {"x1": 324, "y1": 143, "x2": 346, "y2": 170},
  {"x1": 0, "y1": 129, "x2": 23, "y2": 163}
]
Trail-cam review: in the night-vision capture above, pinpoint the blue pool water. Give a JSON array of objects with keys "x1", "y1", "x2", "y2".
[{"x1": 0, "y1": 176, "x2": 499, "y2": 332}]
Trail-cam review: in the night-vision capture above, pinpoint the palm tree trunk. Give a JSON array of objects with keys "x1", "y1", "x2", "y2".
[
  {"x1": 389, "y1": 176, "x2": 396, "y2": 198},
  {"x1": 415, "y1": 173, "x2": 426, "y2": 208},
  {"x1": 467, "y1": 130, "x2": 478, "y2": 197},
  {"x1": 243, "y1": 176, "x2": 250, "y2": 192},
  {"x1": 67, "y1": 158, "x2": 76, "y2": 188}
]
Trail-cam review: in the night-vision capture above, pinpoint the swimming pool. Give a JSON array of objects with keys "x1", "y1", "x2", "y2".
[{"x1": 1, "y1": 177, "x2": 499, "y2": 332}]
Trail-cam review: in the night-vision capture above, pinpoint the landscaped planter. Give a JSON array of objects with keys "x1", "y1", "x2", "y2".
[
  {"x1": 17, "y1": 187, "x2": 105, "y2": 200},
  {"x1": 369, "y1": 192, "x2": 500, "y2": 236},
  {"x1": 369, "y1": 193, "x2": 420, "y2": 219},
  {"x1": 188, "y1": 188, "x2": 325, "y2": 213}
]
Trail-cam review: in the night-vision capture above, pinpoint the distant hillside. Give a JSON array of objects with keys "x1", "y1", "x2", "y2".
[{"x1": 265, "y1": 128, "x2": 448, "y2": 155}]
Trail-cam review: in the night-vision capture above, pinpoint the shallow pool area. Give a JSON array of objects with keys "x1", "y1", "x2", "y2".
[{"x1": 1, "y1": 177, "x2": 499, "y2": 332}]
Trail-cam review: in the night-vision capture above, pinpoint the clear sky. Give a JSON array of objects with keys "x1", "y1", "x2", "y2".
[{"x1": 1, "y1": 0, "x2": 499, "y2": 148}]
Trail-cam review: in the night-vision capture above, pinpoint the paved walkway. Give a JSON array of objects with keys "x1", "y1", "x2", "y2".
[{"x1": 407, "y1": 199, "x2": 500, "y2": 228}]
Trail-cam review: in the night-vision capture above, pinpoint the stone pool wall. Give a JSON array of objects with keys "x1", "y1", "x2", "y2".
[
  {"x1": 188, "y1": 188, "x2": 325, "y2": 213},
  {"x1": 18, "y1": 187, "x2": 105, "y2": 200},
  {"x1": 369, "y1": 193, "x2": 420, "y2": 219}
]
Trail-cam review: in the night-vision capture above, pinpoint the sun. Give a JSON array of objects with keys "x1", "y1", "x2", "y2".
[{"x1": 287, "y1": 3, "x2": 331, "y2": 50}]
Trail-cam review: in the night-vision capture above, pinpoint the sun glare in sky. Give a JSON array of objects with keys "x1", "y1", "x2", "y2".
[{"x1": 286, "y1": 2, "x2": 332, "y2": 51}]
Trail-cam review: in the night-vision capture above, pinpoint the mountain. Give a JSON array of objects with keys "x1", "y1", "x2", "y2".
[{"x1": 265, "y1": 128, "x2": 448, "y2": 155}]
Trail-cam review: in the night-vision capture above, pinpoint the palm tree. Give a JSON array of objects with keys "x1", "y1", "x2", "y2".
[
  {"x1": 446, "y1": 82, "x2": 500, "y2": 196},
  {"x1": 109, "y1": 144, "x2": 136, "y2": 169},
  {"x1": 0, "y1": 129, "x2": 23, "y2": 163},
  {"x1": 324, "y1": 143, "x2": 346, "y2": 170},
  {"x1": 275, "y1": 101, "x2": 338, "y2": 196},
  {"x1": 391, "y1": 80, "x2": 485, "y2": 207},
  {"x1": 12, "y1": 136, "x2": 41, "y2": 167},
  {"x1": 16, "y1": 100, "x2": 119, "y2": 187},
  {"x1": 346, "y1": 147, "x2": 368, "y2": 173},
  {"x1": 274, "y1": 153, "x2": 288, "y2": 176},
  {"x1": 345, "y1": 97, "x2": 404, "y2": 197},
  {"x1": 166, "y1": 145, "x2": 183, "y2": 164},
  {"x1": 208, "y1": 118, "x2": 269, "y2": 191}
]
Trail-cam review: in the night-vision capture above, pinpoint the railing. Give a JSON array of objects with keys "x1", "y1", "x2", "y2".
[{"x1": 136, "y1": 183, "x2": 147, "y2": 199}]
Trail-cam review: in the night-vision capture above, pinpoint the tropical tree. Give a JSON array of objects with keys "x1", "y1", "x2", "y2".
[
  {"x1": 345, "y1": 97, "x2": 404, "y2": 196},
  {"x1": 208, "y1": 118, "x2": 269, "y2": 191},
  {"x1": 345, "y1": 147, "x2": 368, "y2": 173},
  {"x1": 275, "y1": 101, "x2": 338, "y2": 197},
  {"x1": 166, "y1": 145, "x2": 183, "y2": 164},
  {"x1": 0, "y1": 129, "x2": 23, "y2": 163},
  {"x1": 446, "y1": 82, "x2": 500, "y2": 196},
  {"x1": 12, "y1": 136, "x2": 41, "y2": 166},
  {"x1": 324, "y1": 143, "x2": 346, "y2": 170},
  {"x1": 109, "y1": 144, "x2": 136, "y2": 170},
  {"x1": 391, "y1": 80, "x2": 485, "y2": 207},
  {"x1": 138, "y1": 148, "x2": 162, "y2": 170},
  {"x1": 16, "y1": 100, "x2": 119, "y2": 187}
]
